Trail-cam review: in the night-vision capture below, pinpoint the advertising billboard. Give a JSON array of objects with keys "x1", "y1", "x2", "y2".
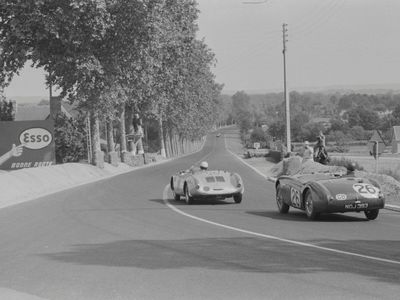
[{"x1": 0, "y1": 120, "x2": 56, "y2": 170}]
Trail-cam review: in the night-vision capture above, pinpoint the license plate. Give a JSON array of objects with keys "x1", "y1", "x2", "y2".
[{"x1": 345, "y1": 203, "x2": 369, "y2": 209}]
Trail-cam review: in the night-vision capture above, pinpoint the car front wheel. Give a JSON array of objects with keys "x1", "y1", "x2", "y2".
[
  {"x1": 184, "y1": 185, "x2": 194, "y2": 205},
  {"x1": 173, "y1": 190, "x2": 180, "y2": 201},
  {"x1": 276, "y1": 184, "x2": 289, "y2": 214},
  {"x1": 364, "y1": 209, "x2": 379, "y2": 220},
  {"x1": 304, "y1": 190, "x2": 318, "y2": 220}
]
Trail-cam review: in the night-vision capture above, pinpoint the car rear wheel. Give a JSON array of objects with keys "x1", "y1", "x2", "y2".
[
  {"x1": 304, "y1": 190, "x2": 318, "y2": 220},
  {"x1": 233, "y1": 193, "x2": 242, "y2": 203},
  {"x1": 184, "y1": 185, "x2": 194, "y2": 205},
  {"x1": 364, "y1": 209, "x2": 379, "y2": 220},
  {"x1": 276, "y1": 184, "x2": 289, "y2": 214}
]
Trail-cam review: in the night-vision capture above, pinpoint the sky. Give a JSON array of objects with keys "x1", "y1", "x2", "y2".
[{"x1": 4, "y1": 0, "x2": 400, "y2": 97}]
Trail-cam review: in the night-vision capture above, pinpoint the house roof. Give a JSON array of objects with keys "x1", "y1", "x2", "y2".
[
  {"x1": 14, "y1": 101, "x2": 80, "y2": 121},
  {"x1": 370, "y1": 130, "x2": 387, "y2": 145},
  {"x1": 392, "y1": 126, "x2": 400, "y2": 141}
]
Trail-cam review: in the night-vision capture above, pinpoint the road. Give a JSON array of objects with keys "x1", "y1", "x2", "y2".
[{"x1": 1, "y1": 127, "x2": 400, "y2": 299}]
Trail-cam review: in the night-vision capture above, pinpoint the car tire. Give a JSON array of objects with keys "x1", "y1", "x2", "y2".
[
  {"x1": 173, "y1": 191, "x2": 180, "y2": 201},
  {"x1": 276, "y1": 184, "x2": 289, "y2": 214},
  {"x1": 184, "y1": 185, "x2": 194, "y2": 205},
  {"x1": 364, "y1": 209, "x2": 379, "y2": 220},
  {"x1": 304, "y1": 189, "x2": 318, "y2": 220},
  {"x1": 233, "y1": 193, "x2": 242, "y2": 203}
]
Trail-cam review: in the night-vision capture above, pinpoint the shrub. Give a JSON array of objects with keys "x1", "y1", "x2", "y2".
[
  {"x1": 380, "y1": 168, "x2": 400, "y2": 181},
  {"x1": 328, "y1": 157, "x2": 364, "y2": 171},
  {"x1": 54, "y1": 113, "x2": 88, "y2": 163}
]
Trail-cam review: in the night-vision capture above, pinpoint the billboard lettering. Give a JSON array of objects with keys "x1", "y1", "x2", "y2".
[{"x1": 0, "y1": 120, "x2": 56, "y2": 170}]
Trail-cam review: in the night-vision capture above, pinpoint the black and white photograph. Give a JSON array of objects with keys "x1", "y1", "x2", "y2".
[{"x1": 1, "y1": 0, "x2": 400, "y2": 299}]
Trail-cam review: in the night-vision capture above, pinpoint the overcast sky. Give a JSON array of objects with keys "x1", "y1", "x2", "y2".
[{"x1": 4, "y1": 0, "x2": 400, "y2": 97}]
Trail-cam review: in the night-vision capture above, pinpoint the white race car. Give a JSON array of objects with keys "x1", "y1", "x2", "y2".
[{"x1": 170, "y1": 168, "x2": 244, "y2": 204}]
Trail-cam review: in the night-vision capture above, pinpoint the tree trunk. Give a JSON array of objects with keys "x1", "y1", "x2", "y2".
[
  {"x1": 90, "y1": 112, "x2": 103, "y2": 168},
  {"x1": 106, "y1": 120, "x2": 114, "y2": 152},
  {"x1": 118, "y1": 105, "x2": 128, "y2": 162},
  {"x1": 159, "y1": 115, "x2": 166, "y2": 158},
  {"x1": 125, "y1": 104, "x2": 134, "y2": 153}
]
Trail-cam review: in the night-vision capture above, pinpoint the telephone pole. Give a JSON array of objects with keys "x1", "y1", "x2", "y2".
[{"x1": 282, "y1": 23, "x2": 291, "y2": 152}]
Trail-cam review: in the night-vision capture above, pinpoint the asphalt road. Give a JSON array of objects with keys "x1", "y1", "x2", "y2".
[{"x1": 1, "y1": 127, "x2": 400, "y2": 300}]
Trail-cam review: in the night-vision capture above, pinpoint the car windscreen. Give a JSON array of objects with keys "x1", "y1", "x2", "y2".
[
  {"x1": 215, "y1": 176, "x2": 225, "y2": 182},
  {"x1": 205, "y1": 177, "x2": 216, "y2": 183}
]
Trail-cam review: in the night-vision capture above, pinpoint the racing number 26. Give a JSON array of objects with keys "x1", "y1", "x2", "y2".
[
  {"x1": 290, "y1": 187, "x2": 301, "y2": 207},
  {"x1": 353, "y1": 183, "x2": 376, "y2": 194}
]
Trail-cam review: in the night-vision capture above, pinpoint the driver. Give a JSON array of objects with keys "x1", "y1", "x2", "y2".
[
  {"x1": 190, "y1": 161, "x2": 208, "y2": 173},
  {"x1": 200, "y1": 161, "x2": 208, "y2": 170}
]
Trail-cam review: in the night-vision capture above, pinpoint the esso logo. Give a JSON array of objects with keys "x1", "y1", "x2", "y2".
[{"x1": 19, "y1": 128, "x2": 53, "y2": 150}]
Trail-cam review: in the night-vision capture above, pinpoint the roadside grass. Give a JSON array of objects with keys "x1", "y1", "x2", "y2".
[
  {"x1": 380, "y1": 167, "x2": 400, "y2": 182},
  {"x1": 329, "y1": 157, "x2": 364, "y2": 171}
]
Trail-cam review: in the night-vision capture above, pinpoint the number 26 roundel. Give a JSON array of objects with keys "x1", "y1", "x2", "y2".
[{"x1": 352, "y1": 183, "x2": 379, "y2": 199}]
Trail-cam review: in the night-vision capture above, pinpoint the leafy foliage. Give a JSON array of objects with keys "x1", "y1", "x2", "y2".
[
  {"x1": 0, "y1": 0, "x2": 222, "y2": 161},
  {"x1": 0, "y1": 99, "x2": 14, "y2": 121},
  {"x1": 54, "y1": 113, "x2": 87, "y2": 163}
]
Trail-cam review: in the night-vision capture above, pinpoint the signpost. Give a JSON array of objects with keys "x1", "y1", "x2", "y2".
[{"x1": 368, "y1": 130, "x2": 386, "y2": 173}]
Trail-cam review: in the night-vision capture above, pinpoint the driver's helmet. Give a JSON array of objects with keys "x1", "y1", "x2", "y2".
[{"x1": 200, "y1": 161, "x2": 208, "y2": 170}]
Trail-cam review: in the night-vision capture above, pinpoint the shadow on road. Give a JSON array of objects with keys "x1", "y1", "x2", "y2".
[
  {"x1": 40, "y1": 236, "x2": 400, "y2": 285},
  {"x1": 150, "y1": 198, "x2": 236, "y2": 206},
  {"x1": 247, "y1": 210, "x2": 369, "y2": 222}
]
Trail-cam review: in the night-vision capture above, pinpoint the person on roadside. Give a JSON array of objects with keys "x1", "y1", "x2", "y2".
[
  {"x1": 302, "y1": 141, "x2": 314, "y2": 162},
  {"x1": 314, "y1": 133, "x2": 329, "y2": 165}
]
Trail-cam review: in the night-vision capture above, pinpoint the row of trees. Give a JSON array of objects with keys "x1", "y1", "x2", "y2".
[
  {"x1": 229, "y1": 90, "x2": 400, "y2": 148},
  {"x1": 0, "y1": 0, "x2": 222, "y2": 164}
]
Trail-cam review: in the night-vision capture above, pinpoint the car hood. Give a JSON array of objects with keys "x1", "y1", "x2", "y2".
[{"x1": 316, "y1": 177, "x2": 382, "y2": 201}]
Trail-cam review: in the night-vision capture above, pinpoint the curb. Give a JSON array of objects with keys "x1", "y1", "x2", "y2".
[{"x1": 384, "y1": 204, "x2": 400, "y2": 212}]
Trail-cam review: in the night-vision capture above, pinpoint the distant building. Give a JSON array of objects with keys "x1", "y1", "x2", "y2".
[
  {"x1": 310, "y1": 117, "x2": 331, "y2": 130},
  {"x1": 391, "y1": 126, "x2": 400, "y2": 154},
  {"x1": 14, "y1": 97, "x2": 78, "y2": 121}
]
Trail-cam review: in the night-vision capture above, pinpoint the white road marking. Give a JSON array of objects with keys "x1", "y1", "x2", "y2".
[
  {"x1": 163, "y1": 185, "x2": 400, "y2": 265},
  {"x1": 223, "y1": 135, "x2": 271, "y2": 180}
]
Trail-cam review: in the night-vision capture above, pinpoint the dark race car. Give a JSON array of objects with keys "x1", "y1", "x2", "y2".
[
  {"x1": 170, "y1": 168, "x2": 244, "y2": 205},
  {"x1": 275, "y1": 172, "x2": 385, "y2": 220}
]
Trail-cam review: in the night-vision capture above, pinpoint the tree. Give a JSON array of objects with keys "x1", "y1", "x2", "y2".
[
  {"x1": 232, "y1": 91, "x2": 252, "y2": 134},
  {"x1": 268, "y1": 120, "x2": 285, "y2": 141}
]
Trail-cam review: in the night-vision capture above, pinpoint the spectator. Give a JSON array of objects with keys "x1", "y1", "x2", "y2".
[
  {"x1": 302, "y1": 141, "x2": 314, "y2": 162},
  {"x1": 314, "y1": 133, "x2": 329, "y2": 165}
]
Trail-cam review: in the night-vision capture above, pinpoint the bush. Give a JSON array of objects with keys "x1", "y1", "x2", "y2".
[
  {"x1": 54, "y1": 113, "x2": 88, "y2": 163},
  {"x1": 328, "y1": 157, "x2": 364, "y2": 171},
  {"x1": 380, "y1": 168, "x2": 400, "y2": 181}
]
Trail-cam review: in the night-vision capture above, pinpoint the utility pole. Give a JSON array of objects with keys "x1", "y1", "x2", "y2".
[{"x1": 282, "y1": 23, "x2": 291, "y2": 152}]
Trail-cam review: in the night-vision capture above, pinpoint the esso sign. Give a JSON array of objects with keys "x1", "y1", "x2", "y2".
[{"x1": 19, "y1": 128, "x2": 53, "y2": 150}]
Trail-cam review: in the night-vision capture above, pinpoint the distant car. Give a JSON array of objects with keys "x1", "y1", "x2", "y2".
[
  {"x1": 275, "y1": 172, "x2": 385, "y2": 220},
  {"x1": 170, "y1": 168, "x2": 244, "y2": 204},
  {"x1": 216, "y1": 133, "x2": 221, "y2": 137}
]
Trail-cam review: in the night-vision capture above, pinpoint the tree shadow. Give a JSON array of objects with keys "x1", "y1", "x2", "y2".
[{"x1": 40, "y1": 236, "x2": 400, "y2": 285}]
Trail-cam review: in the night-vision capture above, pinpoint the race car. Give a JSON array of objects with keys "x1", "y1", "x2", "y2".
[
  {"x1": 170, "y1": 168, "x2": 244, "y2": 204},
  {"x1": 275, "y1": 172, "x2": 385, "y2": 220}
]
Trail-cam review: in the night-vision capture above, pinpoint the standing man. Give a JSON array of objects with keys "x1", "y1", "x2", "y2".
[{"x1": 302, "y1": 141, "x2": 314, "y2": 162}]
